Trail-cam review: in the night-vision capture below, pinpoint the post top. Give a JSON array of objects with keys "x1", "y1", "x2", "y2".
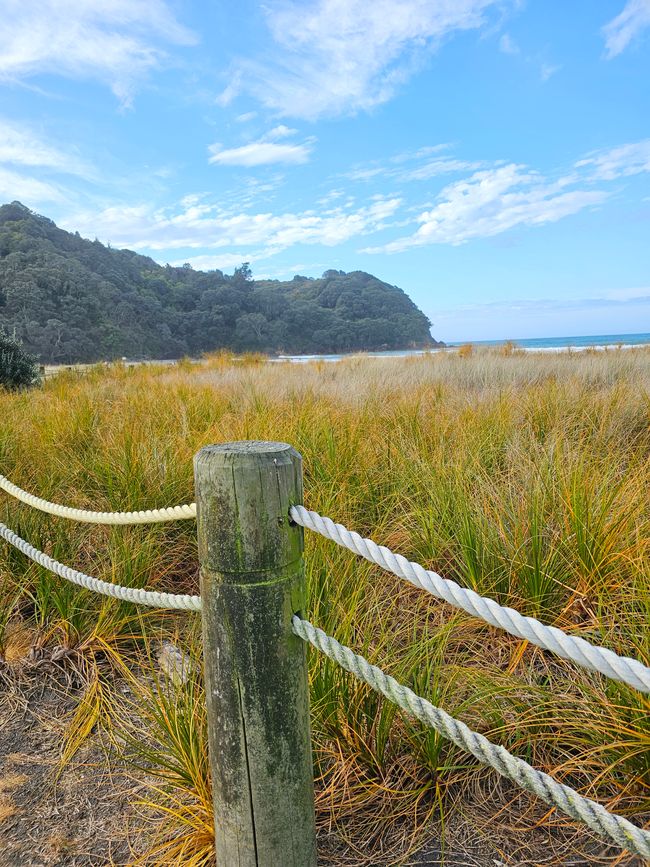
[
  {"x1": 202, "y1": 441, "x2": 293, "y2": 455},
  {"x1": 194, "y1": 440, "x2": 303, "y2": 577},
  {"x1": 195, "y1": 442, "x2": 300, "y2": 470}
]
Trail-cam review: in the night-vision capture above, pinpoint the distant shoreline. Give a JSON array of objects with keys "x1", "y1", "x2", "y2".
[
  {"x1": 446, "y1": 332, "x2": 650, "y2": 350},
  {"x1": 41, "y1": 334, "x2": 650, "y2": 375},
  {"x1": 273, "y1": 335, "x2": 650, "y2": 362}
]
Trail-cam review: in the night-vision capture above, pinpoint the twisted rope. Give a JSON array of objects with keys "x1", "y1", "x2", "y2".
[
  {"x1": 292, "y1": 616, "x2": 650, "y2": 857},
  {"x1": 0, "y1": 522, "x2": 202, "y2": 611},
  {"x1": 290, "y1": 506, "x2": 650, "y2": 694},
  {"x1": 0, "y1": 474, "x2": 197, "y2": 524}
]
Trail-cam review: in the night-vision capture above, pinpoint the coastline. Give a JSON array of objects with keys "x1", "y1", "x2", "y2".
[
  {"x1": 41, "y1": 333, "x2": 650, "y2": 375},
  {"x1": 274, "y1": 335, "x2": 650, "y2": 363}
]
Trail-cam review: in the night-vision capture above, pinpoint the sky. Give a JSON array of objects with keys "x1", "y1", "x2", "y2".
[{"x1": 1, "y1": 0, "x2": 649, "y2": 342}]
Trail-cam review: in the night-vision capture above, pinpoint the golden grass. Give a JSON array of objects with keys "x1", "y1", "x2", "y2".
[{"x1": 0, "y1": 346, "x2": 649, "y2": 864}]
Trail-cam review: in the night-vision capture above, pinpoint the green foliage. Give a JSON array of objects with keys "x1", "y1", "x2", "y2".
[
  {"x1": 0, "y1": 330, "x2": 40, "y2": 390},
  {"x1": 0, "y1": 202, "x2": 439, "y2": 363}
]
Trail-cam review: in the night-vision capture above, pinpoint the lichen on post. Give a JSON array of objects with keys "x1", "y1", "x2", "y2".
[{"x1": 194, "y1": 441, "x2": 317, "y2": 867}]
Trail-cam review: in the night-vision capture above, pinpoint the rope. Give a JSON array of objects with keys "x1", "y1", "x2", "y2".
[
  {"x1": 290, "y1": 506, "x2": 650, "y2": 694},
  {"x1": 292, "y1": 616, "x2": 650, "y2": 857},
  {"x1": 0, "y1": 522, "x2": 202, "y2": 611},
  {"x1": 0, "y1": 474, "x2": 197, "y2": 524}
]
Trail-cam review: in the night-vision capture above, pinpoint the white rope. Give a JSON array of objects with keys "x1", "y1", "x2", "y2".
[
  {"x1": 293, "y1": 616, "x2": 650, "y2": 857},
  {"x1": 0, "y1": 474, "x2": 197, "y2": 524},
  {"x1": 0, "y1": 522, "x2": 202, "y2": 611},
  {"x1": 290, "y1": 506, "x2": 650, "y2": 694}
]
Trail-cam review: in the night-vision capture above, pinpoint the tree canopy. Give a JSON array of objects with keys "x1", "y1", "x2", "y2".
[{"x1": 0, "y1": 202, "x2": 441, "y2": 363}]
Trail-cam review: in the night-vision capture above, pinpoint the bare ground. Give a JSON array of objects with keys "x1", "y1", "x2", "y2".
[{"x1": 0, "y1": 664, "x2": 145, "y2": 867}]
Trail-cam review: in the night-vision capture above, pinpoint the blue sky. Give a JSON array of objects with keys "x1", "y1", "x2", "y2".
[{"x1": 1, "y1": 0, "x2": 649, "y2": 341}]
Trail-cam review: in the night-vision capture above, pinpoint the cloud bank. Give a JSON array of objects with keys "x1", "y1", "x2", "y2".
[
  {"x1": 63, "y1": 195, "x2": 402, "y2": 263},
  {"x1": 224, "y1": 0, "x2": 506, "y2": 119},
  {"x1": 364, "y1": 164, "x2": 608, "y2": 252},
  {"x1": 0, "y1": 0, "x2": 197, "y2": 105}
]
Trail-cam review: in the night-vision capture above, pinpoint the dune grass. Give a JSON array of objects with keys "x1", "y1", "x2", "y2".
[{"x1": 0, "y1": 347, "x2": 649, "y2": 864}]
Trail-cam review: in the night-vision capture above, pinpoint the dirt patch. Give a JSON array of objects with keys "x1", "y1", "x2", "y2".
[{"x1": 0, "y1": 665, "x2": 143, "y2": 867}]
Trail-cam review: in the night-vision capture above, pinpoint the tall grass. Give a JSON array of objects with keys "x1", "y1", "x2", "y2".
[{"x1": 0, "y1": 347, "x2": 648, "y2": 864}]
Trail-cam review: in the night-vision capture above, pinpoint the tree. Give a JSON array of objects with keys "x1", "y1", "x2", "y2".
[
  {"x1": 0, "y1": 332, "x2": 41, "y2": 390},
  {"x1": 235, "y1": 312, "x2": 269, "y2": 348},
  {"x1": 233, "y1": 262, "x2": 253, "y2": 288}
]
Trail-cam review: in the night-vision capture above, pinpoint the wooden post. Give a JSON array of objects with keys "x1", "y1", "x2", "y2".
[{"x1": 194, "y1": 441, "x2": 317, "y2": 867}]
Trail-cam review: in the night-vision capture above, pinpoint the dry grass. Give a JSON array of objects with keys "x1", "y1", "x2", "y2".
[
  {"x1": 0, "y1": 773, "x2": 27, "y2": 822},
  {"x1": 0, "y1": 346, "x2": 649, "y2": 865}
]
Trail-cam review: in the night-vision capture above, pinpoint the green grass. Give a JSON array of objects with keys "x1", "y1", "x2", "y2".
[{"x1": 0, "y1": 347, "x2": 648, "y2": 864}]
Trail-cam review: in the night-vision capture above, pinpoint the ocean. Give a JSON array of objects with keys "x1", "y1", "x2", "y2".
[
  {"x1": 273, "y1": 332, "x2": 650, "y2": 363},
  {"x1": 460, "y1": 332, "x2": 650, "y2": 351}
]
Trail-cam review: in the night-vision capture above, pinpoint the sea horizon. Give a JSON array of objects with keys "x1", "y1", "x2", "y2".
[
  {"x1": 273, "y1": 332, "x2": 650, "y2": 363},
  {"x1": 448, "y1": 332, "x2": 650, "y2": 350}
]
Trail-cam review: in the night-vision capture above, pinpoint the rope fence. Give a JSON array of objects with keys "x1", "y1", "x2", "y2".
[
  {"x1": 292, "y1": 615, "x2": 650, "y2": 857},
  {"x1": 289, "y1": 505, "x2": 650, "y2": 694},
  {"x1": 0, "y1": 473, "x2": 196, "y2": 524},
  {"x1": 1, "y1": 447, "x2": 649, "y2": 862},
  {"x1": 0, "y1": 522, "x2": 201, "y2": 611}
]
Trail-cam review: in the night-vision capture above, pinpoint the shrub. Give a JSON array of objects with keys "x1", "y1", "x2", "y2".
[{"x1": 0, "y1": 332, "x2": 41, "y2": 390}]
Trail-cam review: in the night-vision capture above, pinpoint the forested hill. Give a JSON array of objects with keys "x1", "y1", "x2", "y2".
[{"x1": 0, "y1": 201, "x2": 440, "y2": 363}]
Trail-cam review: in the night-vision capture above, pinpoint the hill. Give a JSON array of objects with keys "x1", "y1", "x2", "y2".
[{"x1": 0, "y1": 202, "x2": 440, "y2": 363}]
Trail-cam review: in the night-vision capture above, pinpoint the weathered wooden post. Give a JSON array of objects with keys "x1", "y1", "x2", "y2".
[{"x1": 194, "y1": 441, "x2": 317, "y2": 866}]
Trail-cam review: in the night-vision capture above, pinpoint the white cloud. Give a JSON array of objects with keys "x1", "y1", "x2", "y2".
[
  {"x1": 0, "y1": 118, "x2": 93, "y2": 207},
  {"x1": 0, "y1": 167, "x2": 65, "y2": 203},
  {"x1": 540, "y1": 63, "x2": 560, "y2": 82},
  {"x1": 401, "y1": 157, "x2": 487, "y2": 181},
  {"x1": 390, "y1": 144, "x2": 451, "y2": 163},
  {"x1": 0, "y1": 118, "x2": 92, "y2": 177},
  {"x1": 170, "y1": 252, "x2": 261, "y2": 271},
  {"x1": 265, "y1": 125, "x2": 298, "y2": 141},
  {"x1": 63, "y1": 195, "x2": 402, "y2": 258},
  {"x1": 230, "y1": 0, "x2": 506, "y2": 119},
  {"x1": 215, "y1": 72, "x2": 242, "y2": 108},
  {"x1": 345, "y1": 148, "x2": 485, "y2": 183},
  {"x1": 576, "y1": 139, "x2": 650, "y2": 180},
  {"x1": 208, "y1": 127, "x2": 314, "y2": 167},
  {"x1": 208, "y1": 140, "x2": 312, "y2": 167},
  {"x1": 603, "y1": 0, "x2": 650, "y2": 58},
  {"x1": 0, "y1": 0, "x2": 197, "y2": 106},
  {"x1": 346, "y1": 167, "x2": 387, "y2": 181},
  {"x1": 255, "y1": 261, "x2": 329, "y2": 280},
  {"x1": 499, "y1": 33, "x2": 519, "y2": 54},
  {"x1": 364, "y1": 164, "x2": 608, "y2": 252},
  {"x1": 317, "y1": 189, "x2": 345, "y2": 205}
]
